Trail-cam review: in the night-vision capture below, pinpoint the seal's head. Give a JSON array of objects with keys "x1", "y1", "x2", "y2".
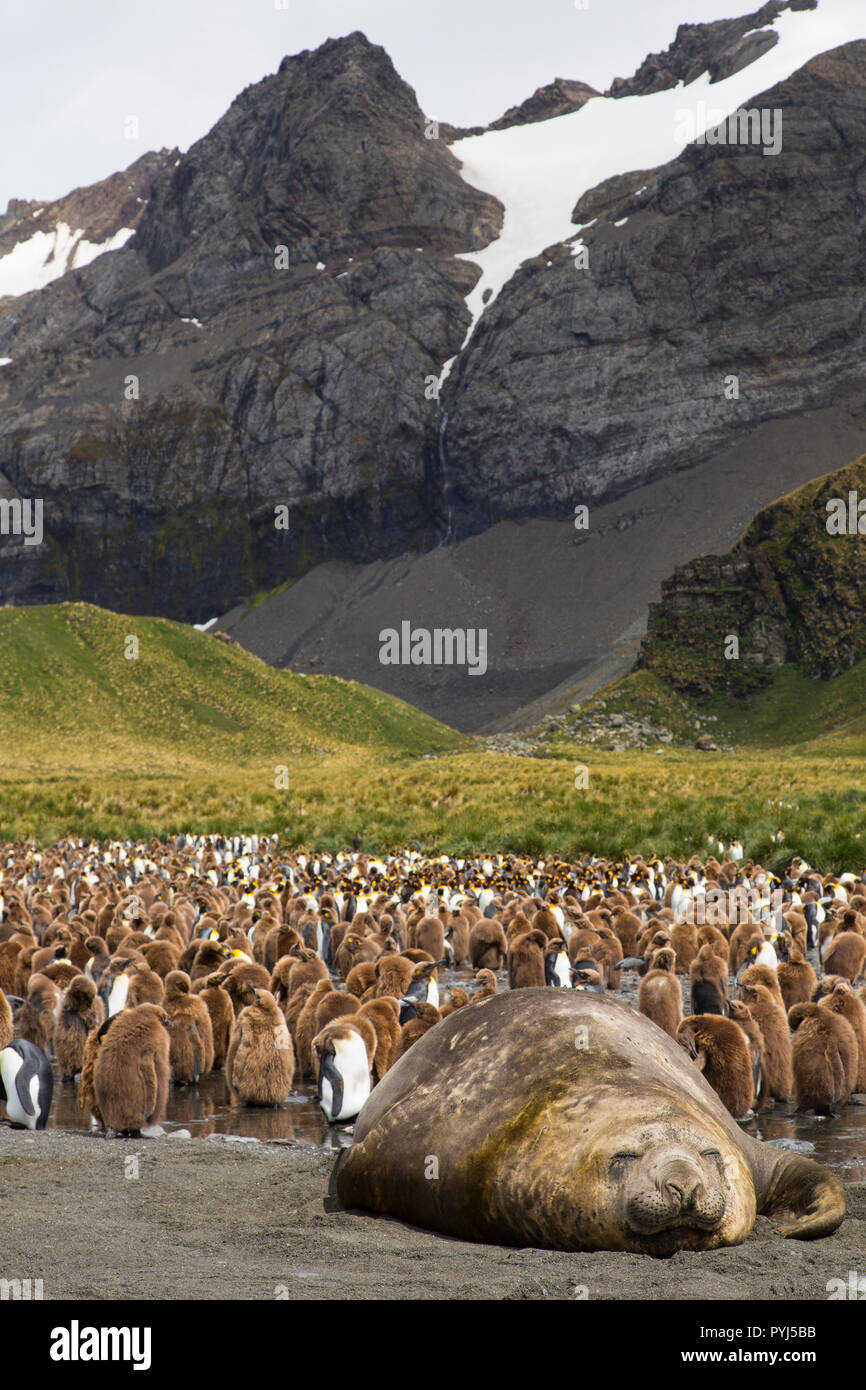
[{"x1": 595, "y1": 1119, "x2": 754, "y2": 1254}]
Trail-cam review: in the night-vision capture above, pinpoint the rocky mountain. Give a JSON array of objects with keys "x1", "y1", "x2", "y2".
[
  {"x1": 442, "y1": 35, "x2": 866, "y2": 528},
  {"x1": 0, "y1": 33, "x2": 500, "y2": 614},
  {"x1": 439, "y1": 77, "x2": 599, "y2": 141},
  {"x1": 0, "y1": 150, "x2": 175, "y2": 303},
  {"x1": 607, "y1": 0, "x2": 816, "y2": 96},
  {"x1": 637, "y1": 454, "x2": 866, "y2": 696},
  {"x1": 0, "y1": 3, "x2": 864, "y2": 734}
]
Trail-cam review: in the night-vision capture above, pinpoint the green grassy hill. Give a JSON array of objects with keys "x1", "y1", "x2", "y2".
[{"x1": 0, "y1": 602, "x2": 464, "y2": 776}]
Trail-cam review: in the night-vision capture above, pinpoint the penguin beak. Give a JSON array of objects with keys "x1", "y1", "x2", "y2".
[{"x1": 735, "y1": 961, "x2": 749, "y2": 985}]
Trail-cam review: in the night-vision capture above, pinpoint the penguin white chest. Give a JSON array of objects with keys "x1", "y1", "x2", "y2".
[{"x1": 108, "y1": 973, "x2": 130, "y2": 1017}]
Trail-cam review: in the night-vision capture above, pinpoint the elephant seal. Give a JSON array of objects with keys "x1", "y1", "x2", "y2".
[{"x1": 334, "y1": 990, "x2": 845, "y2": 1254}]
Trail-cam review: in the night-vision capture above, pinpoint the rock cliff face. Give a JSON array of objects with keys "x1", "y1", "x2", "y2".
[
  {"x1": 0, "y1": 14, "x2": 864, "y2": 627},
  {"x1": 0, "y1": 33, "x2": 500, "y2": 616},
  {"x1": 442, "y1": 39, "x2": 866, "y2": 528},
  {"x1": 637, "y1": 455, "x2": 866, "y2": 694}
]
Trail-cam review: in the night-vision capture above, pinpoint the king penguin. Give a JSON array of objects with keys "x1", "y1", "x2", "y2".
[{"x1": 0, "y1": 1038, "x2": 54, "y2": 1130}]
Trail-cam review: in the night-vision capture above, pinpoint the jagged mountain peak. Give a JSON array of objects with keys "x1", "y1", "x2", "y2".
[{"x1": 607, "y1": 0, "x2": 817, "y2": 95}]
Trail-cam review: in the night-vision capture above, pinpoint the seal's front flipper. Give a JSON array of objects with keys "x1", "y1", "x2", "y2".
[{"x1": 758, "y1": 1153, "x2": 846, "y2": 1239}]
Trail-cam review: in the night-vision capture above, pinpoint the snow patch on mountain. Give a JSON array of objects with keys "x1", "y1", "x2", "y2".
[
  {"x1": 445, "y1": 0, "x2": 865, "y2": 372},
  {"x1": 0, "y1": 222, "x2": 134, "y2": 299}
]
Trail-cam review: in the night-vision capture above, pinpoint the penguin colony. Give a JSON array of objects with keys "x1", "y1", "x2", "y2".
[{"x1": 1, "y1": 838, "x2": 865, "y2": 1137}]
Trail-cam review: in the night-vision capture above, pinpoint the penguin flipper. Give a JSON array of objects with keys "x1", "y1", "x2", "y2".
[{"x1": 12, "y1": 1049, "x2": 37, "y2": 1117}]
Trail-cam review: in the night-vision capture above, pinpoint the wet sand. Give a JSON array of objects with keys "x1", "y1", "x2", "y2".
[{"x1": 1, "y1": 1127, "x2": 863, "y2": 1301}]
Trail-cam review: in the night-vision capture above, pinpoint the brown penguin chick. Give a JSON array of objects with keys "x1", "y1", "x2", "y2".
[
  {"x1": 105, "y1": 921, "x2": 133, "y2": 954},
  {"x1": 345, "y1": 960, "x2": 379, "y2": 998},
  {"x1": 776, "y1": 944, "x2": 817, "y2": 1011},
  {"x1": 439, "y1": 986, "x2": 470, "y2": 1018},
  {"x1": 13, "y1": 945, "x2": 37, "y2": 997},
  {"x1": 226, "y1": 987, "x2": 295, "y2": 1106},
  {"x1": 189, "y1": 940, "x2": 232, "y2": 983},
  {"x1": 728, "y1": 922, "x2": 763, "y2": 975},
  {"x1": 725, "y1": 998, "x2": 767, "y2": 1109},
  {"x1": 16, "y1": 973, "x2": 60, "y2": 1054},
  {"x1": 213, "y1": 960, "x2": 271, "y2": 1015},
  {"x1": 531, "y1": 907, "x2": 560, "y2": 941},
  {"x1": 609, "y1": 906, "x2": 642, "y2": 958},
  {"x1": 508, "y1": 929, "x2": 548, "y2": 990},
  {"x1": 142, "y1": 939, "x2": 181, "y2": 980},
  {"x1": 78, "y1": 1017, "x2": 115, "y2": 1127},
  {"x1": 163, "y1": 971, "x2": 215, "y2": 1085},
  {"x1": 823, "y1": 931, "x2": 866, "y2": 983},
  {"x1": 394, "y1": 1001, "x2": 441, "y2": 1061},
  {"x1": 153, "y1": 913, "x2": 187, "y2": 951},
  {"x1": 41, "y1": 958, "x2": 80, "y2": 990},
  {"x1": 415, "y1": 915, "x2": 445, "y2": 962},
  {"x1": 676, "y1": 1015, "x2": 755, "y2": 1119},
  {"x1": 83, "y1": 936, "x2": 111, "y2": 987},
  {"x1": 54, "y1": 976, "x2": 105, "y2": 1081},
  {"x1": 264, "y1": 924, "x2": 302, "y2": 972},
  {"x1": 370, "y1": 953, "x2": 414, "y2": 1001},
  {"x1": 334, "y1": 932, "x2": 381, "y2": 978},
  {"x1": 283, "y1": 981, "x2": 314, "y2": 1047},
  {"x1": 567, "y1": 929, "x2": 604, "y2": 967},
  {"x1": 123, "y1": 931, "x2": 155, "y2": 953},
  {"x1": 93, "y1": 1003, "x2": 171, "y2": 1135},
  {"x1": 504, "y1": 911, "x2": 533, "y2": 945},
  {"x1": 0, "y1": 939, "x2": 23, "y2": 994},
  {"x1": 738, "y1": 961, "x2": 784, "y2": 1009},
  {"x1": 818, "y1": 980, "x2": 866, "y2": 1093},
  {"x1": 295, "y1": 980, "x2": 337, "y2": 1079},
  {"x1": 571, "y1": 963, "x2": 605, "y2": 991},
  {"x1": 637, "y1": 948, "x2": 682, "y2": 1039},
  {"x1": 689, "y1": 943, "x2": 728, "y2": 1016},
  {"x1": 266, "y1": 958, "x2": 294, "y2": 1014},
  {"x1": 696, "y1": 924, "x2": 729, "y2": 964},
  {"x1": 469, "y1": 968, "x2": 498, "y2": 1003},
  {"x1": 285, "y1": 946, "x2": 329, "y2": 995},
  {"x1": 671, "y1": 920, "x2": 699, "y2": 975},
  {"x1": 468, "y1": 918, "x2": 507, "y2": 972},
  {"x1": 594, "y1": 925, "x2": 624, "y2": 990},
  {"x1": 444, "y1": 913, "x2": 471, "y2": 967},
  {"x1": 635, "y1": 922, "x2": 669, "y2": 958},
  {"x1": 126, "y1": 962, "x2": 165, "y2": 1009},
  {"x1": 0, "y1": 989, "x2": 13, "y2": 1048},
  {"x1": 31, "y1": 941, "x2": 70, "y2": 974},
  {"x1": 782, "y1": 911, "x2": 808, "y2": 953},
  {"x1": 788, "y1": 1003, "x2": 858, "y2": 1115},
  {"x1": 189, "y1": 973, "x2": 234, "y2": 1068},
  {"x1": 357, "y1": 997, "x2": 401, "y2": 1082},
  {"x1": 738, "y1": 982, "x2": 792, "y2": 1102},
  {"x1": 400, "y1": 948, "x2": 435, "y2": 965}
]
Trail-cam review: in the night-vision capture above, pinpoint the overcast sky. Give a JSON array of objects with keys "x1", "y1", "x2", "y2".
[{"x1": 1, "y1": 0, "x2": 788, "y2": 208}]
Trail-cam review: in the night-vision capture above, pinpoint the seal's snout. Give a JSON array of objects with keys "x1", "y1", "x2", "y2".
[
  {"x1": 624, "y1": 1149, "x2": 727, "y2": 1237},
  {"x1": 662, "y1": 1159, "x2": 703, "y2": 1211}
]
